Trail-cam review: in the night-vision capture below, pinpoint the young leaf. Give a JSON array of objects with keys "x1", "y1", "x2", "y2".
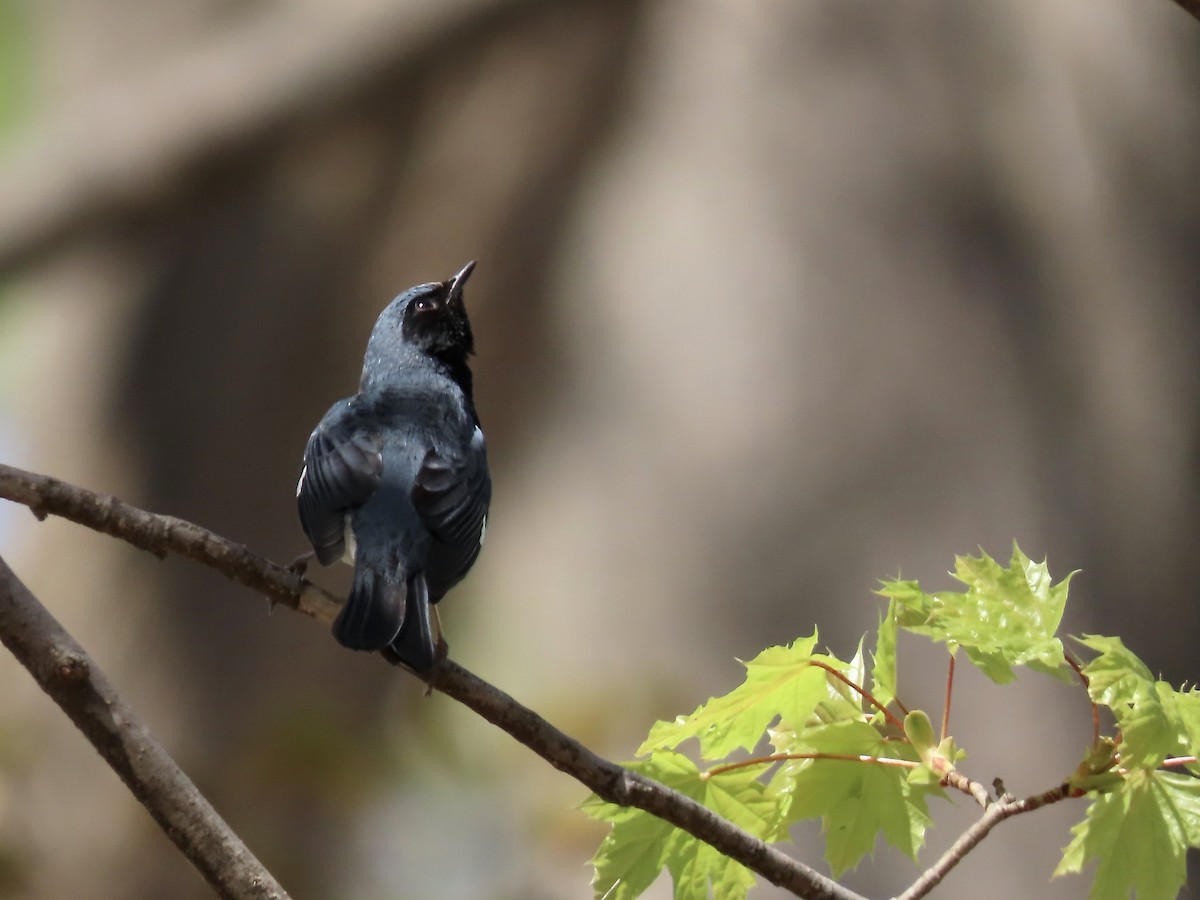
[
  {"x1": 1158, "y1": 684, "x2": 1200, "y2": 776},
  {"x1": 583, "y1": 752, "x2": 778, "y2": 900},
  {"x1": 638, "y1": 633, "x2": 828, "y2": 759},
  {"x1": 1074, "y1": 634, "x2": 1195, "y2": 770},
  {"x1": 771, "y1": 720, "x2": 931, "y2": 874},
  {"x1": 870, "y1": 599, "x2": 898, "y2": 714},
  {"x1": 1054, "y1": 769, "x2": 1200, "y2": 900},
  {"x1": 878, "y1": 545, "x2": 1073, "y2": 684},
  {"x1": 811, "y1": 640, "x2": 872, "y2": 723}
]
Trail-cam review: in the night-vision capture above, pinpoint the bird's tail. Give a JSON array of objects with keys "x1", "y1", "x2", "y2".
[
  {"x1": 332, "y1": 565, "x2": 405, "y2": 650},
  {"x1": 386, "y1": 573, "x2": 438, "y2": 672}
]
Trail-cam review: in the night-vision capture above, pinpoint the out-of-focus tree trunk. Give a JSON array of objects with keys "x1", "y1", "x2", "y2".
[{"x1": 1, "y1": 1, "x2": 1198, "y2": 898}]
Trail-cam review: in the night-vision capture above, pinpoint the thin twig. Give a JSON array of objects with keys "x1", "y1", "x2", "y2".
[
  {"x1": 0, "y1": 464, "x2": 864, "y2": 900},
  {"x1": 892, "y1": 784, "x2": 1071, "y2": 900},
  {"x1": 940, "y1": 770, "x2": 993, "y2": 809},
  {"x1": 0, "y1": 555, "x2": 289, "y2": 900}
]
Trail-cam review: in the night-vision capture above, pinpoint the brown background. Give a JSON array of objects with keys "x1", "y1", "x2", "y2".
[{"x1": 0, "y1": 1, "x2": 1197, "y2": 898}]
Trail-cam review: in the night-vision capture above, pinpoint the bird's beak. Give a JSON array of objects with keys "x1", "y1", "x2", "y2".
[{"x1": 446, "y1": 260, "x2": 477, "y2": 305}]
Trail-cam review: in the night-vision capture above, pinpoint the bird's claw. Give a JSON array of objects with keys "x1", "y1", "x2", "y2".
[{"x1": 288, "y1": 550, "x2": 316, "y2": 576}]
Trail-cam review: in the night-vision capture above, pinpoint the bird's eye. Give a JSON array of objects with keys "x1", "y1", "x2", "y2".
[{"x1": 414, "y1": 297, "x2": 437, "y2": 313}]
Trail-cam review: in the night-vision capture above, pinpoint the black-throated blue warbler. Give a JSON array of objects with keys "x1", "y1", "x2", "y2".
[{"x1": 296, "y1": 261, "x2": 491, "y2": 670}]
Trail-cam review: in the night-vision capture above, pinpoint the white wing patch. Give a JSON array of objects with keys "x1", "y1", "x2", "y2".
[
  {"x1": 295, "y1": 464, "x2": 307, "y2": 498},
  {"x1": 341, "y1": 516, "x2": 357, "y2": 566},
  {"x1": 479, "y1": 514, "x2": 487, "y2": 546}
]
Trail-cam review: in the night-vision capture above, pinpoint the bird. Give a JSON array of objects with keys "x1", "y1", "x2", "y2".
[{"x1": 295, "y1": 261, "x2": 491, "y2": 671}]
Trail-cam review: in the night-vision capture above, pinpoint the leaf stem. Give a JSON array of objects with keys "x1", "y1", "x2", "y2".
[
  {"x1": 940, "y1": 653, "x2": 955, "y2": 742},
  {"x1": 806, "y1": 659, "x2": 906, "y2": 732},
  {"x1": 1064, "y1": 651, "x2": 1100, "y2": 747},
  {"x1": 705, "y1": 752, "x2": 917, "y2": 779}
]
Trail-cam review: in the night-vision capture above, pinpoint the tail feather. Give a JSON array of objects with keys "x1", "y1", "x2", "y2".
[
  {"x1": 332, "y1": 566, "x2": 405, "y2": 650},
  {"x1": 387, "y1": 573, "x2": 437, "y2": 671}
]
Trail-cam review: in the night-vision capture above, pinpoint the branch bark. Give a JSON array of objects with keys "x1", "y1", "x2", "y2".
[
  {"x1": 0, "y1": 463, "x2": 862, "y2": 900},
  {"x1": 893, "y1": 783, "x2": 1069, "y2": 900},
  {"x1": 0, "y1": 554, "x2": 289, "y2": 900},
  {"x1": 1174, "y1": 0, "x2": 1200, "y2": 24}
]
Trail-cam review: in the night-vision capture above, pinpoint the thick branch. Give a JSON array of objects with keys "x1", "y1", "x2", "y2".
[
  {"x1": 0, "y1": 555, "x2": 289, "y2": 900},
  {"x1": 0, "y1": 464, "x2": 341, "y2": 623},
  {"x1": 426, "y1": 661, "x2": 861, "y2": 899},
  {"x1": 0, "y1": 464, "x2": 862, "y2": 900}
]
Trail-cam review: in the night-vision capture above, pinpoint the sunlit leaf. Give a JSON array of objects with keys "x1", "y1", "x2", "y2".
[
  {"x1": 639, "y1": 633, "x2": 829, "y2": 758},
  {"x1": 1055, "y1": 770, "x2": 1200, "y2": 900},
  {"x1": 772, "y1": 721, "x2": 930, "y2": 874},
  {"x1": 1074, "y1": 635, "x2": 1195, "y2": 770},
  {"x1": 879, "y1": 545, "x2": 1073, "y2": 684},
  {"x1": 584, "y1": 752, "x2": 777, "y2": 900}
]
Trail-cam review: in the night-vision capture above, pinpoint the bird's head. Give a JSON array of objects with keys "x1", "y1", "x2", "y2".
[{"x1": 361, "y1": 261, "x2": 478, "y2": 387}]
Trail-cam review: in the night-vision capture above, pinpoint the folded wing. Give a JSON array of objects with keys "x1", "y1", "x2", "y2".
[
  {"x1": 296, "y1": 401, "x2": 384, "y2": 565},
  {"x1": 411, "y1": 425, "x2": 491, "y2": 600}
]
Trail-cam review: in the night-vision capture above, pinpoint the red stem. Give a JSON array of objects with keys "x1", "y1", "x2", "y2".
[
  {"x1": 1161, "y1": 756, "x2": 1197, "y2": 769},
  {"x1": 940, "y1": 653, "x2": 955, "y2": 742},
  {"x1": 1064, "y1": 651, "x2": 1100, "y2": 747},
  {"x1": 705, "y1": 752, "x2": 917, "y2": 779},
  {"x1": 806, "y1": 660, "x2": 906, "y2": 733}
]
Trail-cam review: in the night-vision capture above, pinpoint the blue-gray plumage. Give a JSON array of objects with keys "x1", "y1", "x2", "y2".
[{"x1": 296, "y1": 261, "x2": 490, "y2": 670}]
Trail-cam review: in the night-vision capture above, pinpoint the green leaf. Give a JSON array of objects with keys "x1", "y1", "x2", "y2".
[
  {"x1": 667, "y1": 836, "x2": 756, "y2": 900},
  {"x1": 1074, "y1": 634, "x2": 1156, "y2": 705},
  {"x1": 1074, "y1": 635, "x2": 1195, "y2": 770},
  {"x1": 639, "y1": 633, "x2": 829, "y2": 758},
  {"x1": 1055, "y1": 769, "x2": 1200, "y2": 900},
  {"x1": 879, "y1": 544, "x2": 1073, "y2": 684},
  {"x1": 811, "y1": 641, "x2": 872, "y2": 724},
  {"x1": 1159, "y1": 684, "x2": 1200, "y2": 776},
  {"x1": 583, "y1": 752, "x2": 777, "y2": 900},
  {"x1": 870, "y1": 599, "x2": 898, "y2": 714},
  {"x1": 771, "y1": 721, "x2": 930, "y2": 874},
  {"x1": 585, "y1": 805, "x2": 672, "y2": 900}
]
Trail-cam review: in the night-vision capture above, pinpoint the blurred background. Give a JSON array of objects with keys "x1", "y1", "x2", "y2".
[{"x1": 0, "y1": 0, "x2": 1198, "y2": 898}]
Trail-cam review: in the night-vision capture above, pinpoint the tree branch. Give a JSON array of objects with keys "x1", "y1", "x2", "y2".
[
  {"x1": 0, "y1": 554, "x2": 289, "y2": 900},
  {"x1": 0, "y1": 463, "x2": 862, "y2": 900},
  {"x1": 1174, "y1": 0, "x2": 1200, "y2": 25},
  {"x1": 893, "y1": 784, "x2": 1070, "y2": 900},
  {"x1": 0, "y1": 464, "x2": 341, "y2": 623}
]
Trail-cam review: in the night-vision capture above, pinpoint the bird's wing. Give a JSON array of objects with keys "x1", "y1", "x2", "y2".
[
  {"x1": 296, "y1": 401, "x2": 384, "y2": 565},
  {"x1": 411, "y1": 425, "x2": 491, "y2": 597}
]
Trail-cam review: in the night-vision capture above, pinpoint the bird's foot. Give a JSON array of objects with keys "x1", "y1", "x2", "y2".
[{"x1": 288, "y1": 550, "x2": 316, "y2": 576}]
